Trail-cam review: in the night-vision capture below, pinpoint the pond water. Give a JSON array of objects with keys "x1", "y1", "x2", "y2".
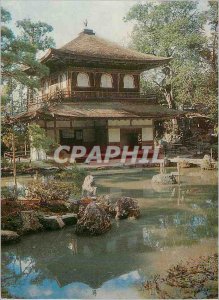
[{"x1": 1, "y1": 168, "x2": 218, "y2": 299}]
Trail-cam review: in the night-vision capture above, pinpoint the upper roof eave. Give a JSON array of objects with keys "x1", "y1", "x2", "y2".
[{"x1": 41, "y1": 48, "x2": 172, "y2": 63}]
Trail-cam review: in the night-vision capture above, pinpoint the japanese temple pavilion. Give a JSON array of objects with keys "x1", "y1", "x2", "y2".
[{"x1": 16, "y1": 28, "x2": 182, "y2": 160}]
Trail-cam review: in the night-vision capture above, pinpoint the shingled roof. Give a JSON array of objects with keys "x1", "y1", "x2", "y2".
[
  {"x1": 13, "y1": 101, "x2": 183, "y2": 122},
  {"x1": 60, "y1": 29, "x2": 170, "y2": 62},
  {"x1": 39, "y1": 29, "x2": 172, "y2": 70}
]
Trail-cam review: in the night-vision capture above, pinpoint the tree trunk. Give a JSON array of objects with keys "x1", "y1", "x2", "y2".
[
  {"x1": 162, "y1": 67, "x2": 178, "y2": 132},
  {"x1": 164, "y1": 88, "x2": 175, "y2": 109}
]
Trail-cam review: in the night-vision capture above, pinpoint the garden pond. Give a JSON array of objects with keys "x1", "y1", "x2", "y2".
[{"x1": 1, "y1": 168, "x2": 218, "y2": 299}]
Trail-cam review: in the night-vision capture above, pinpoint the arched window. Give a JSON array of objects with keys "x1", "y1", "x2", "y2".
[
  {"x1": 100, "y1": 74, "x2": 113, "y2": 88},
  {"x1": 77, "y1": 73, "x2": 90, "y2": 87},
  {"x1": 123, "y1": 75, "x2": 135, "y2": 89},
  {"x1": 60, "y1": 73, "x2": 67, "y2": 89}
]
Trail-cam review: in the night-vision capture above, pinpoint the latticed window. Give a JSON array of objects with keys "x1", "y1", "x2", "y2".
[
  {"x1": 77, "y1": 73, "x2": 90, "y2": 87},
  {"x1": 100, "y1": 74, "x2": 113, "y2": 88},
  {"x1": 123, "y1": 75, "x2": 135, "y2": 88}
]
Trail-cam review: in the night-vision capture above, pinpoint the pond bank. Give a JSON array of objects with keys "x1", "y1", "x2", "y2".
[{"x1": 144, "y1": 253, "x2": 218, "y2": 299}]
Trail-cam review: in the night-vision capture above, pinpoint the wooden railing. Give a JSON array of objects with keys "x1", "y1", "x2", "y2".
[
  {"x1": 28, "y1": 90, "x2": 157, "y2": 109},
  {"x1": 4, "y1": 151, "x2": 30, "y2": 162}
]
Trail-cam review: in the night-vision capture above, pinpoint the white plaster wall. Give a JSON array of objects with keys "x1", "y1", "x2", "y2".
[
  {"x1": 108, "y1": 128, "x2": 120, "y2": 142},
  {"x1": 142, "y1": 127, "x2": 153, "y2": 141},
  {"x1": 132, "y1": 119, "x2": 152, "y2": 126},
  {"x1": 108, "y1": 120, "x2": 130, "y2": 126}
]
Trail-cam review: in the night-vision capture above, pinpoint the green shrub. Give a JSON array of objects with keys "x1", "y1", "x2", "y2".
[
  {"x1": 1, "y1": 187, "x2": 16, "y2": 201},
  {"x1": 55, "y1": 163, "x2": 88, "y2": 195},
  {"x1": 16, "y1": 162, "x2": 31, "y2": 172},
  {"x1": 1, "y1": 158, "x2": 12, "y2": 169}
]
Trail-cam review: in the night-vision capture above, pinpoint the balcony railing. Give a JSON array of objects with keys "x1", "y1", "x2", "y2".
[{"x1": 28, "y1": 90, "x2": 157, "y2": 109}]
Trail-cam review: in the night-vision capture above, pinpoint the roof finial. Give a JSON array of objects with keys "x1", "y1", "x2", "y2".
[{"x1": 84, "y1": 19, "x2": 88, "y2": 28}]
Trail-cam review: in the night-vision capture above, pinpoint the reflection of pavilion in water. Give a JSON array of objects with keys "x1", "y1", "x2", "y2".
[{"x1": 2, "y1": 225, "x2": 152, "y2": 290}]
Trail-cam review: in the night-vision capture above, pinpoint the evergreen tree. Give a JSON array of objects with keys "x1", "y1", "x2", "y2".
[{"x1": 1, "y1": 7, "x2": 55, "y2": 113}]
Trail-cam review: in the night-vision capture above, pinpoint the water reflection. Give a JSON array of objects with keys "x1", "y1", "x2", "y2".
[{"x1": 1, "y1": 168, "x2": 218, "y2": 299}]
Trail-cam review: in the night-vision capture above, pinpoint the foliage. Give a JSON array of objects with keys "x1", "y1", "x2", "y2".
[
  {"x1": 125, "y1": 1, "x2": 218, "y2": 124},
  {"x1": 1, "y1": 7, "x2": 55, "y2": 113},
  {"x1": 28, "y1": 123, "x2": 57, "y2": 152},
  {"x1": 16, "y1": 19, "x2": 55, "y2": 51},
  {"x1": 1, "y1": 158, "x2": 12, "y2": 169},
  {"x1": 144, "y1": 254, "x2": 218, "y2": 299},
  {"x1": 1, "y1": 201, "x2": 23, "y2": 231},
  {"x1": 1, "y1": 8, "x2": 50, "y2": 89},
  {"x1": 124, "y1": 1, "x2": 206, "y2": 59},
  {"x1": 1, "y1": 124, "x2": 27, "y2": 151},
  {"x1": 55, "y1": 163, "x2": 88, "y2": 195},
  {"x1": 1, "y1": 187, "x2": 17, "y2": 201},
  {"x1": 28, "y1": 178, "x2": 71, "y2": 202}
]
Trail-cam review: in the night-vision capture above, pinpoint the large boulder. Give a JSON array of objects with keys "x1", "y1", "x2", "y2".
[
  {"x1": 61, "y1": 213, "x2": 77, "y2": 225},
  {"x1": 152, "y1": 173, "x2": 177, "y2": 185},
  {"x1": 115, "y1": 197, "x2": 140, "y2": 219},
  {"x1": 40, "y1": 215, "x2": 65, "y2": 230},
  {"x1": 179, "y1": 160, "x2": 192, "y2": 168},
  {"x1": 20, "y1": 210, "x2": 43, "y2": 233},
  {"x1": 96, "y1": 194, "x2": 116, "y2": 217},
  {"x1": 77, "y1": 197, "x2": 94, "y2": 219},
  {"x1": 1, "y1": 230, "x2": 20, "y2": 244},
  {"x1": 201, "y1": 155, "x2": 216, "y2": 170},
  {"x1": 75, "y1": 202, "x2": 111, "y2": 235}
]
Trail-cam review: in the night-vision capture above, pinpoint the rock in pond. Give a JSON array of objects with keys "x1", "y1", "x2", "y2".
[
  {"x1": 179, "y1": 160, "x2": 192, "y2": 168},
  {"x1": 152, "y1": 173, "x2": 177, "y2": 185},
  {"x1": 96, "y1": 194, "x2": 116, "y2": 217},
  {"x1": 77, "y1": 197, "x2": 94, "y2": 219},
  {"x1": 1, "y1": 230, "x2": 20, "y2": 244},
  {"x1": 20, "y1": 210, "x2": 43, "y2": 233},
  {"x1": 75, "y1": 202, "x2": 111, "y2": 236},
  {"x1": 201, "y1": 155, "x2": 216, "y2": 170},
  {"x1": 115, "y1": 197, "x2": 140, "y2": 219},
  {"x1": 40, "y1": 215, "x2": 65, "y2": 230},
  {"x1": 61, "y1": 213, "x2": 77, "y2": 225}
]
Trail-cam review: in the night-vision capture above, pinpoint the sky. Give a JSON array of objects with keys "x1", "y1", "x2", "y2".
[{"x1": 2, "y1": 0, "x2": 209, "y2": 49}]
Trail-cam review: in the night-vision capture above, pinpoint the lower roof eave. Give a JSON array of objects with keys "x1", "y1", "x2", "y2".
[{"x1": 13, "y1": 114, "x2": 182, "y2": 123}]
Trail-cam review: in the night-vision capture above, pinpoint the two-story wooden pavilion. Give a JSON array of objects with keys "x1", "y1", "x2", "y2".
[{"x1": 16, "y1": 28, "x2": 182, "y2": 160}]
